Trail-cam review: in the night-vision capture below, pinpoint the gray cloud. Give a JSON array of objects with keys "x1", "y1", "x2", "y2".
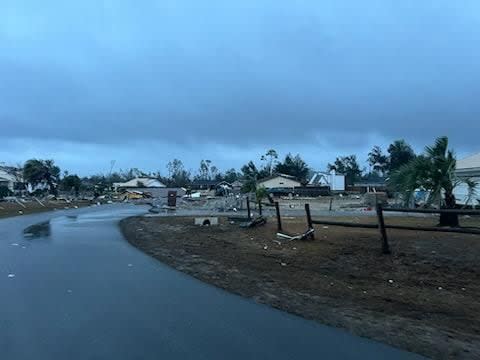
[{"x1": 1, "y1": 1, "x2": 479, "y2": 172}]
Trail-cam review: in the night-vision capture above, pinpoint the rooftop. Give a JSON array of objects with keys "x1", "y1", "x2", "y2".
[{"x1": 457, "y1": 153, "x2": 480, "y2": 170}]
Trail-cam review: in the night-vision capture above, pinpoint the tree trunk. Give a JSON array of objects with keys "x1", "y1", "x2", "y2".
[{"x1": 439, "y1": 191, "x2": 459, "y2": 227}]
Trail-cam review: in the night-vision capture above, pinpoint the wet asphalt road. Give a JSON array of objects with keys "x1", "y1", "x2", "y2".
[{"x1": 0, "y1": 204, "x2": 426, "y2": 360}]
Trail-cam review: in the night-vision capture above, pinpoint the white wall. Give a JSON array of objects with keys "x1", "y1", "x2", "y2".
[
  {"x1": 329, "y1": 174, "x2": 345, "y2": 191},
  {"x1": 259, "y1": 176, "x2": 301, "y2": 189}
]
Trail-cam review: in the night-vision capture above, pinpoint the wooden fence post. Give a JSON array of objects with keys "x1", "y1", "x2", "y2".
[
  {"x1": 259, "y1": 201, "x2": 263, "y2": 216},
  {"x1": 305, "y1": 203, "x2": 315, "y2": 240},
  {"x1": 329, "y1": 197, "x2": 333, "y2": 211},
  {"x1": 274, "y1": 201, "x2": 282, "y2": 231},
  {"x1": 246, "y1": 197, "x2": 251, "y2": 220},
  {"x1": 376, "y1": 203, "x2": 390, "y2": 254}
]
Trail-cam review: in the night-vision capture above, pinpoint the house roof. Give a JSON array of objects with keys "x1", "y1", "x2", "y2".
[
  {"x1": 456, "y1": 153, "x2": 480, "y2": 177},
  {"x1": 191, "y1": 179, "x2": 219, "y2": 186},
  {"x1": 258, "y1": 173, "x2": 301, "y2": 184},
  {"x1": 0, "y1": 166, "x2": 22, "y2": 182},
  {"x1": 457, "y1": 153, "x2": 480, "y2": 170},
  {"x1": 113, "y1": 177, "x2": 165, "y2": 188},
  {"x1": 0, "y1": 170, "x2": 17, "y2": 182},
  {"x1": 191, "y1": 179, "x2": 232, "y2": 186}
]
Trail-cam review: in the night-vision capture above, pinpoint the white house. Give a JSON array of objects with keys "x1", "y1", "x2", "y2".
[
  {"x1": 308, "y1": 170, "x2": 345, "y2": 191},
  {"x1": 113, "y1": 177, "x2": 166, "y2": 190},
  {"x1": 455, "y1": 153, "x2": 480, "y2": 205},
  {"x1": 257, "y1": 174, "x2": 302, "y2": 189}
]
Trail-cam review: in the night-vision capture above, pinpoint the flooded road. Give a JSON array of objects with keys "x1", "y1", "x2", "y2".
[{"x1": 0, "y1": 204, "x2": 425, "y2": 359}]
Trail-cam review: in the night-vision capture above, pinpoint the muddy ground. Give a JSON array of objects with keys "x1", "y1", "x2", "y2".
[
  {"x1": 120, "y1": 215, "x2": 480, "y2": 360},
  {"x1": 0, "y1": 200, "x2": 92, "y2": 218}
]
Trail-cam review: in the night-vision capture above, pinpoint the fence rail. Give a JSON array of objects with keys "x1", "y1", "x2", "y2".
[
  {"x1": 304, "y1": 204, "x2": 480, "y2": 254},
  {"x1": 382, "y1": 207, "x2": 480, "y2": 215}
]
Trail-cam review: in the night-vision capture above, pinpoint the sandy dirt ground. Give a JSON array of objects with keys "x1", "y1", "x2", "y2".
[
  {"x1": 121, "y1": 214, "x2": 480, "y2": 360},
  {"x1": 0, "y1": 200, "x2": 92, "y2": 218}
]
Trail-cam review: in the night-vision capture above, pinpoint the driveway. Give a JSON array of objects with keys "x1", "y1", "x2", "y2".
[{"x1": 0, "y1": 204, "x2": 426, "y2": 359}]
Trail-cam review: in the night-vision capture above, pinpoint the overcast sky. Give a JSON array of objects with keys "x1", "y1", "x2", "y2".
[{"x1": 1, "y1": 1, "x2": 479, "y2": 176}]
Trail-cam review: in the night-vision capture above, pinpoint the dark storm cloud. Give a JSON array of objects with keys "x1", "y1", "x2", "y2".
[{"x1": 1, "y1": 1, "x2": 479, "y2": 172}]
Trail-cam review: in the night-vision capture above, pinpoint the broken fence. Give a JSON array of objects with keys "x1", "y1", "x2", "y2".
[{"x1": 305, "y1": 204, "x2": 480, "y2": 254}]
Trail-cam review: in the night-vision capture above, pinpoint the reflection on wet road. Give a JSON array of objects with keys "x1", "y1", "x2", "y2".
[
  {"x1": 0, "y1": 204, "x2": 425, "y2": 360},
  {"x1": 23, "y1": 221, "x2": 51, "y2": 238}
]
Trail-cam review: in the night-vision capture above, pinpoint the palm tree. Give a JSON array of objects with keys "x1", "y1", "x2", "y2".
[{"x1": 388, "y1": 136, "x2": 476, "y2": 227}]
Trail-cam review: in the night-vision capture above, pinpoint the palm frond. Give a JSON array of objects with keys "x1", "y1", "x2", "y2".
[{"x1": 463, "y1": 178, "x2": 479, "y2": 206}]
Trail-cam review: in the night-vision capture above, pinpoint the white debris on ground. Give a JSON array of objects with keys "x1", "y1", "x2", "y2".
[{"x1": 7, "y1": 274, "x2": 15, "y2": 278}]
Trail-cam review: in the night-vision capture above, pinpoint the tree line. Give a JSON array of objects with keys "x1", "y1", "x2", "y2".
[
  {"x1": 2, "y1": 139, "x2": 419, "y2": 195},
  {"x1": 3, "y1": 137, "x2": 477, "y2": 221}
]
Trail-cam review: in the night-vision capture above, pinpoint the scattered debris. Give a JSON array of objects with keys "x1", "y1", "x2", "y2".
[
  {"x1": 127, "y1": 263, "x2": 133, "y2": 267},
  {"x1": 323, "y1": 226, "x2": 329, "y2": 229},
  {"x1": 15, "y1": 198, "x2": 26, "y2": 208},
  {"x1": 263, "y1": 245, "x2": 268, "y2": 250},
  {"x1": 7, "y1": 274, "x2": 15, "y2": 278},
  {"x1": 34, "y1": 198, "x2": 46, "y2": 207},
  {"x1": 240, "y1": 216, "x2": 267, "y2": 228},
  {"x1": 280, "y1": 262, "x2": 287, "y2": 266},
  {"x1": 438, "y1": 287, "x2": 443, "y2": 290},
  {"x1": 11, "y1": 243, "x2": 19, "y2": 246},
  {"x1": 276, "y1": 228, "x2": 315, "y2": 241},
  {"x1": 388, "y1": 279, "x2": 394, "y2": 284}
]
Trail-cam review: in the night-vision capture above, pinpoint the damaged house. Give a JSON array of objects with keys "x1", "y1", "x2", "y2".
[
  {"x1": 113, "y1": 177, "x2": 166, "y2": 199},
  {"x1": 0, "y1": 166, "x2": 24, "y2": 193}
]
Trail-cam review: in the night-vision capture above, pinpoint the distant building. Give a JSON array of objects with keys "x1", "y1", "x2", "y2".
[
  {"x1": 0, "y1": 166, "x2": 23, "y2": 192},
  {"x1": 455, "y1": 153, "x2": 480, "y2": 205},
  {"x1": 352, "y1": 178, "x2": 387, "y2": 193},
  {"x1": 308, "y1": 170, "x2": 345, "y2": 191},
  {"x1": 257, "y1": 174, "x2": 301, "y2": 190},
  {"x1": 231, "y1": 180, "x2": 244, "y2": 193},
  {"x1": 113, "y1": 177, "x2": 166, "y2": 190},
  {"x1": 190, "y1": 180, "x2": 232, "y2": 192}
]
